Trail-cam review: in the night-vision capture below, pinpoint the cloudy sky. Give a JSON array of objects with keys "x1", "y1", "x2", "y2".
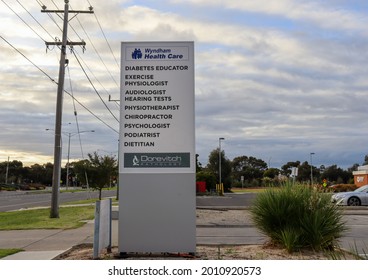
[{"x1": 1, "y1": 0, "x2": 368, "y2": 170}]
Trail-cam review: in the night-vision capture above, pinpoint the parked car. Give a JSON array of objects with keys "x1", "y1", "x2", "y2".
[{"x1": 331, "y1": 185, "x2": 368, "y2": 206}]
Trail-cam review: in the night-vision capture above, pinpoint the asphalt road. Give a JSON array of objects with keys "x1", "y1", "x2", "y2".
[
  {"x1": 2, "y1": 190, "x2": 367, "y2": 212},
  {"x1": 341, "y1": 214, "x2": 368, "y2": 255},
  {"x1": 196, "y1": 193, "x2": 257, "y2": 207},
  {"x1": 0, "y1": 189, "x2": 118, "y2": 212},
  {"x1": 0, "y1": 190, "x2": 256, "y2": 212}
]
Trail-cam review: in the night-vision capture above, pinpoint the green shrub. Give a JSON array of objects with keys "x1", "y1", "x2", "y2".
[
  {"x1": 230, "y1": 181, "x2": 243, "y2": 189},
  {"x1": 250, "y1": 184, "x2": 346, "y2": 252},
  {"x1": 275, "y1": 227, "x2": 302, "y2": 253},
  {"x1": 328, "y1": 184, "x2": 357, "y2": 193},
  {"x1": 196, "y1": 171, "x2": 217, "y2": 191}
]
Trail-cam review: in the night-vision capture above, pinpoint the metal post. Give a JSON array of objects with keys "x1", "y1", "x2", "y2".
[
  {"x1": 310, "y1": 152, "x2": 315, "y2": 187},
  {"x1": 66, "y1": 130, "x2": 94, "y2": 190},
  {"x1": 66, "y1": 133, "x2": 71, "y2": 190},
  {"x1": 116, "y1": 140, "x2": 120, "y2": 200},
  {"x1": 5, "y1": 156, "x2": 9, "y2": 184},
  {"x1": 219, "y1": 137, "x2": 225, "y2": 194}
]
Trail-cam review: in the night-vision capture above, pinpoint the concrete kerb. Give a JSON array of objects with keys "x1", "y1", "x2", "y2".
[
  {"x1": 197, "y1": 206, "x2": 368, "y2": 216},
  {"x1": 2, "y1": 250, "x2": 66, "y2": 260}
]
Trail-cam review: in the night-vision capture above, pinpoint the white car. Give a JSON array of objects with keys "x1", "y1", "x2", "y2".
[{"x1": 331, "y1": 185, "x2": 368, "y2": 206}]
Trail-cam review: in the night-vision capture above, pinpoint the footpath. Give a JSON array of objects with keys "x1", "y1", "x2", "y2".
[{"x1": 1, "y1": 207, "x2": 368, "y2": 260}]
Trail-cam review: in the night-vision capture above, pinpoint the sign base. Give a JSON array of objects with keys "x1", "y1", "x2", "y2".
[{"x1": 118, "y1": 173, "x2": 196, "y2": 253}]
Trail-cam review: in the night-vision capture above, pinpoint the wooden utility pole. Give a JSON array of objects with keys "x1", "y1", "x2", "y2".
[{"x1": 42, "y1": 0, "x2": 93, "y2": 218}]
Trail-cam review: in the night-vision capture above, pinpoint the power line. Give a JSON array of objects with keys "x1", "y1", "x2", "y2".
[
  {"x1": 86, "y1": 0, "x2": 120, "y2": 105},
  {"x1": 68, "y1": 20, "x2": 84, "y2": 42},
  {"x1": 41, "y1": 4, "x2": 120, "y2": 131},
  {"x1": 47, "y1": 13, "x2": 63, "y2": 34},
  {"x1": 36, "y1": 1, "x2": 85, "y2": 53},
  {"x1": 86, "y1": 0, "x2": 120, "y2": 69},
  {"x1": 94, "y1": 13, "x2": 120, "y2": 69},
  {"x1": 0, "y1": 35, "x2": 54, "y2": 82},
  {"x1": 35, "y1": 0, "x2": 43, "y2": 7},
  {"x1": 0, "y1": 34, "x2": 119, "y2": 134},
  {"x1": 16, "y1": 0, "x2": 54, "y2": 41},
  {"x1": 50, "y1": 0, "x2": 59, "y2": 8},
  {"x1": 73, "y1": 49, "x2": 120, "y2": 110},
  {"x1": 67, "y1": 89, "x2": 118, "y2": 134},
  {"x1": 1, "y1": 0, "x2": 46, "y2": 42},
  {"x1": 50, "y1": 0, "x2": 62, "y2": 20},
  {"x1": 68, "y1": 3, "x2": 91, "y2": 43},
  {"x1": 64, "y1": 1, "x2": 120, "y2": 108},
  {"x1": 35, "y1": 0, "x2": 63, "y2": 33},
  {"x1": 73, "y1": 13, "x2": 119, "y2": 88},
  {"x1": 72, "y1": 49, "x2": 119, "y2": 122},
  {"x1": 1, "y1": 1, "x2": 119, "y2": 131},
  {"x1": 66, "y1": 65, "x2": 87, "y2": 159}
]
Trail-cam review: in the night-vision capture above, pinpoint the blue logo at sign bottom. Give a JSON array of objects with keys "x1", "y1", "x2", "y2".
[{"x1": 124, "y1": 153, "x2": 190, "y2": 168}]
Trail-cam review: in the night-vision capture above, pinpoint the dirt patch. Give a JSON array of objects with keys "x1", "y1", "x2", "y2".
[{"x1": 55, "y1": 243, "x2": 357, "y2": 260}]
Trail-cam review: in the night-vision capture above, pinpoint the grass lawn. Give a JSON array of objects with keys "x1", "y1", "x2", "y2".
[
  {"x1": 0, "y1": 248, "x2": 23, "y2": 259},
  {"x1": 0, "y1": 206, "x2": 95, "y2": 230},
  {"x1": 61, "y1": 198, "x2": 117, "y2": 206}
]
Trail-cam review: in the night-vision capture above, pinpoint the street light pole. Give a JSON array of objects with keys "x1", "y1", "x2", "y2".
[
  {"x1": 66, "y1": 132, "x2": 71, "y2": 190},
  {"x1": 65, "y1": 130, "x2": 95, "y2": 189},
  {"x1": 310, "y1": 152, "x2": 315, "y2": 187},
  {"x1": 219, "y1": 137, "x2": 225, "y2": 191},
  {"x1": 46, "y1": 129, "x2": 95, "y2": 190},
  {"x1": 5, "y1": 156, "x2": 9, "y2": 184}
]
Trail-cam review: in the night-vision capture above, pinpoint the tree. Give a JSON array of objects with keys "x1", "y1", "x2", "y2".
[
  {"x1": 281, "y1": 161, "x2": 300, "y2": 177},
  {"x1": 297, "y1": 161, "x2": 314, "y2": 182},
  {"x1": 196, "y1": 170, "x2": 216, "y2": 191},
  {"x1": 232, "y1": 156, "x2": 268, "y2": 187},
  {"x1": 263, "y1": 168, "x2": 280, "y2": 179},
  {"x1": 25, "y1": 163, "x2": 53, "y2": 185},
  {"x1": 348, "y1": 163, "x2": 359, "y2": 173},
  {"x1": 206, "y1": 148, "x2": 232, "y2": 191},
  {"x1": 321, "y1": 165, "x2": 352, "y2": 184},
  {"x1": 87, "y1": 152, "x2": 118, "y2": 200},
  {"x1": 196, "y1": 154, "x2": 202, "y2": 172},
  {"x1": 0, "y1": 160, "x2": 24, "y2": 184},
  {"x1": 281, "y1": 161, "x2": 321, "y2": 183},
  {"x1": 70, "y1": 159, "x2": 90, "y2": 187},
  {"x1": 364, "y1": 155, "x2": 368, "y2": 165}
]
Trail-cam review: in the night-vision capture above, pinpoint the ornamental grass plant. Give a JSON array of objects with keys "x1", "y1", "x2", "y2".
[{"x1": 250, "y1": 183, "x2": 346, "y2": 253}]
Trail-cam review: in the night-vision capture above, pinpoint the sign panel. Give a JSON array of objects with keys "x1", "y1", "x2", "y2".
[
  {"x1": 120, "y1": 42, "x2": 195, "y2": 174},
  {"x1": 124, "y1": 152, "x2": 191, "y2": 168},
  {"x1": 119, "y1": 41, "x2": 196, "y2": 254}
]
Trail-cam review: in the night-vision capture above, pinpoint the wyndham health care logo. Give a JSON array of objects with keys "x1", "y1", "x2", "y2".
[
  {"x1": 129, "y1": 46, "x2": 189, "y2": 61},
  {"x1": 125, "y1": 153, "x2": 190, "y2": 168},
  {"x1": 131, "y1": 48, "x2": 143, "y2": 59}
]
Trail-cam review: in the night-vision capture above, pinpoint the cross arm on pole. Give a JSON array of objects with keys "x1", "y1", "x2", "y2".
[
  {"x1": 41, "y1": 5, "x2": 94, "y2": 21},
  {"x1": 41, "y1": 10, "x2": 94, "y2": 14},
  {"x1": 45, "y1": 41, "x2": 86, "y2": 47}
]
